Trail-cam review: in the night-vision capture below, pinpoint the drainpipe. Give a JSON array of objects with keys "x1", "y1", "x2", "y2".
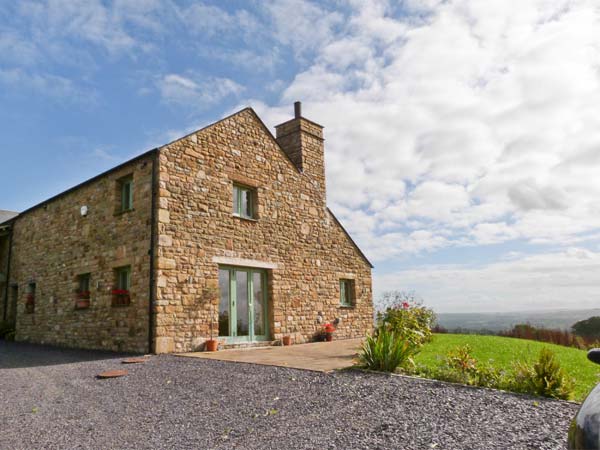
[
  {"x1": 2, "y1": 223, "x2": 14, "y2": 322},
  {"x1": 147, "y1": 150, "x2": 159, "y2": 353}
]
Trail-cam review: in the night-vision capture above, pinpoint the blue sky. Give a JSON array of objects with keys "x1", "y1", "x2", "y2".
[{"x1": 2, "y1": 0, "x2": 600, "y2": 313}]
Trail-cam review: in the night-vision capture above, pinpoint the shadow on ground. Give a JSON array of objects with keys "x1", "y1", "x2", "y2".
[{"x1": 0, "y1": 341, "x2": 134, "y2": 369}]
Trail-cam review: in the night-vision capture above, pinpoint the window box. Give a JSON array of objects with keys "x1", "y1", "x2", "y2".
[{"x1": 111, "y1": 289, "x2": 130, "y2": 307}]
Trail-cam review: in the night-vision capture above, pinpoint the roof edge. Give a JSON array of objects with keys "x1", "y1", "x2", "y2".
[
  {"x1": 6, "y1": 148, "x2": 158, "y2": 223},
  {"x1": 327, "y1": 207, "x2": 374, "y2": 269},
  {"x1": 158, "y1": 107, "x2": 302, "y2": 175}
]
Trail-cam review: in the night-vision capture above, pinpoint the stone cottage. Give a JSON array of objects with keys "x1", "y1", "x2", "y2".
[{"x1": 0, "y1": 103, "x2": 373, "y2": 353}]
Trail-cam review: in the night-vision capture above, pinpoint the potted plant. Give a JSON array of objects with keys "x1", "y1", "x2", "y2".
[
  {"x1": 282, "y1": 335, "x2": 292, "y2": 346},
  {"x1": 324, "y1": 323, "x2": 336, "y2": 342},
  {"x1": 111, "y1": 289, "x2": 130, "y2": 306},
  {"x1": 75, "y1": 290, "x2": 90, "y2": 309},
  {"x1": 25, "y1": 293, "x2": 35, "y2": 314},
  {"x1": 204, "y1": 287, "x2": 219, "y2": 352}
]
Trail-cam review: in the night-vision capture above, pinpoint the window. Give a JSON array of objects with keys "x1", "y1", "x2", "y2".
[
  {"x1": 112, "y1": 266, "x2": 131, "y2": 306},
  {"x1": 25, "y1": 282, "x2": 36, "y2": 313},
  {"x1": 340, "y1": 279, "x2": 354, "y2": 307},
  {"x1": 77, "y1": 273, "x2": 91, "y2": 296},
  {"x1": 232, "y1": 184, "x2": 255, "y2": 219},
  {"x1": 118, "y1": 175, "x2": 133, "y2": 212},
  {"x1": 75, "y1": 273, "x2": 91, "y2": 309},
  {"x1": 8, "y1": 285, "x2": 18, "y2": 321}
]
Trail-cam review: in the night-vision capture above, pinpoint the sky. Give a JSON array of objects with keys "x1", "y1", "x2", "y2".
[{"x1": 2, "y1": 0, "x2": 600, "y2": 313}]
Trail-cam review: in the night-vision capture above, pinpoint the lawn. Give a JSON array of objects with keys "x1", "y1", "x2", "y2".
[{"x1": 412, "y1": 333, "x2": 600, "y2": 402}]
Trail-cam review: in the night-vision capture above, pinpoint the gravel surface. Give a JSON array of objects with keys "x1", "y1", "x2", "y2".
[{"x1": 1, "y1": 341, "x2": 578, "y2": 449}]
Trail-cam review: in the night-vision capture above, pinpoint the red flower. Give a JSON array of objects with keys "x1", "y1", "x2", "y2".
[
  {"x1": 402, "y1": 302, "x2": 410, "y2": 309},
  {"x1": 111, "y1": 289, "x2": 129, "y2": 295},
  {"x1": 323, "y1": 323, "x2": 336, "y2": 333}
]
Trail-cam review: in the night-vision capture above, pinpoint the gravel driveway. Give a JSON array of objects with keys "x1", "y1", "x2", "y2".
[{"x1": 1, "y1": 341, "x2": 578, "y2": 449}]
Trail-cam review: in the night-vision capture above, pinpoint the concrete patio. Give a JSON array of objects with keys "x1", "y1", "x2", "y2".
[{"x1": 177, "y1": 338, "x2": 364, "y2": 372}]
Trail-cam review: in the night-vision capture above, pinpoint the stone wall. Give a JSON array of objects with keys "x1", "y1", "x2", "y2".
[
  {"x1": 154, "y1": 108, "x2": 373, "y2": 353},
  {"x1": 9, "y1": 154, "x2": 154, "y2": 353},
  {"x1": 0, "y1": 230, "x2": 11, "y2": 322}
]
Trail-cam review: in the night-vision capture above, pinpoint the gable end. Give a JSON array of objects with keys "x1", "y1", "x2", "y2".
[{"x1": 327, "y1": 207, "x2": 374, "y2": 268}]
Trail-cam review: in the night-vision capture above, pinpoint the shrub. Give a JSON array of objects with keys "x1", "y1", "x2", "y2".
[
  {"x1": 500, "y1": 323, "x2": 590, "y2": 349},
  {"x1": 572, "y1": 316, "x2": 600, "y2": 339},
  {"x1": 411, "y1": 344, "x2": 505, "y2": 387},
  {"x1": 408, "y1": 345, "x2": 573, "y2": 400},
  {"x1": 509, "y1": 348, "x2": 575, "y2": 400},
  {"x1": 377, "y1": 291, "x2": 436, "y2": 347},
  {"x1": 359, "y1": 328, "x2": 418, "y2": 372}
]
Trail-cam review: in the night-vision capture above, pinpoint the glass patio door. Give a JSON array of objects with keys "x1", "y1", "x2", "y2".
[{"x1": 218, "y1": 267, "x2": 268, "y2": 343}]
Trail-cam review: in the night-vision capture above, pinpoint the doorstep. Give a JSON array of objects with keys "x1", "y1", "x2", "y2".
[{"x1": 176, "y1": 338, "x2": 364, "y2": 373}]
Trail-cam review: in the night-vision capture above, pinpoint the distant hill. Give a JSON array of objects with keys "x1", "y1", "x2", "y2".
[{"x1": 436, "y1": 308, "x2": 600, "y2": 333}]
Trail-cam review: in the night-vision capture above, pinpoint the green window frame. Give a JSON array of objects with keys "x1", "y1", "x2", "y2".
[
  {"x1": 116, "y1": 266, "x2": 131, "y2": 291},
  {"x1": 77, "y1": 273, "x2": 91, "y2": 296},
  {"x1": 119, "y1": 176, "x2": 134, "y2": 212},
  {"x1": 232, "y1": 184, "x2": 255, "y2": 219},
  {"x1": 340, "y1": 279, "x2": 354, "y2": 307}
]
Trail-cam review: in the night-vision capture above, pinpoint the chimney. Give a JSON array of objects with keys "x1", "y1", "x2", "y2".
[{"x1": 275, "y1": 101, "x2": 326, "y2": 201}]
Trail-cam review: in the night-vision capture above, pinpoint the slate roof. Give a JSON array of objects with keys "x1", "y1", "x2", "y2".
[{"x1": 0, "y1": 210, "x2": 18, "y2": 225}]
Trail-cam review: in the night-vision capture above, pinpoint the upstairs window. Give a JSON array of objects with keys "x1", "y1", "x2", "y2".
[
  {"x1": 118, "y1": 175, "x2": 133, "y2": 212},
  {"x1": 233, "y1": 184, "x2": 256, "y2": 219},
  {"x1": 339, "y1": 279, "x2": 354, "y2": 307}
]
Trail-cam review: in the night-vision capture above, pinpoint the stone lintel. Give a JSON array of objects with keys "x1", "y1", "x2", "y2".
[{"x1": 212, "y1": 256, "x2": 278, "y2": 269}]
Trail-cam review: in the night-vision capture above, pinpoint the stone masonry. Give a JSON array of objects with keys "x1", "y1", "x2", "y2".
[
  {"x1": 153, "y1": 107, "x2": 373, "y2": 353},
  {"x1": 2, "y1": 105, "x2": 373, "y2": 353},
  {"x1": 6, "y1": 156, "x2": 154, "y2": 353}
]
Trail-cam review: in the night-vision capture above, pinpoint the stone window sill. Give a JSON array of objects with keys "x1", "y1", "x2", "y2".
[
  {"x1": 339, "y1": 305, "x2": 355, "y2": 309},
  {"x1": 114, "y1": 208, "x2": 135, "y2": 217},
  {"x1": 233, "y1": 214, "x2": 258, "y2": 223}
]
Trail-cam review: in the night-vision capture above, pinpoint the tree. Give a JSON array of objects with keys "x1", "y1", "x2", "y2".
[{"x1": 571, "y1": 316, "x2": 600, "y2": 338}]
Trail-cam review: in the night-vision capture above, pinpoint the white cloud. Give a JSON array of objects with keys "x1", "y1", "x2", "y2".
[
  {"x1": 375, "y1": 248, "x2": 600, "y2": 312},
  {"x1": 250, "y1": 0, "x2": 600, "y2": 264},
  {"x1": 158, "y1": 74, "x2": 244, "y2": 108},
  {"x1": 0, "y1": 68, "x2": 95, "y2": 103},
  {"x1": 265, "y1": 0, "x2": 344, "y2": 58}
]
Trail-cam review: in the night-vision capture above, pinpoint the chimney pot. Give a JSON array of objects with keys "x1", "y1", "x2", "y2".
[{"x1": 294, "y1": 101, "x2": 302, "y2": 118}]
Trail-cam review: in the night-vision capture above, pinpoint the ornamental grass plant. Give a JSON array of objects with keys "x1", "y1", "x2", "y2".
[{"x1": 359, "y1": 328, "x2": 418, "y2": 372}]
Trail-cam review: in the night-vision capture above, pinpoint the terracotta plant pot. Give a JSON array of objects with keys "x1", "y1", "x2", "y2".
[
  {"x1": 205, "y1": 339, "x2": 218, "y2": 352},
  {"x1": 282, "y1": 335, "x2": 292, "y2": 346},
  {"x1": 325, "y1": 332, "x2": 333, "y2": 342}
]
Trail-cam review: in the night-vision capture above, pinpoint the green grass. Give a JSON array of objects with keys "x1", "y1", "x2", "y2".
[{"x1": 413, "y1": 334, "x2": 600, "y2": 402}]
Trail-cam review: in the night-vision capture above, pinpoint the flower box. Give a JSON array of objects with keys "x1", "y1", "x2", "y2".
[
  {"x1": 111, "y1": 289, "x2": 130, "y2": 306},
  {"x1": 76, "y1": 290, "x2": 90, "y2": 300}
]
